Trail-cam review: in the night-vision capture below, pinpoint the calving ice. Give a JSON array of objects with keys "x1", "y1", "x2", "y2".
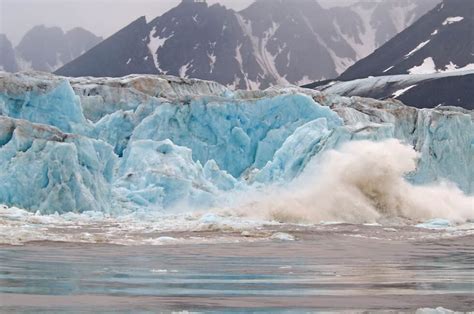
[
  {"x1": 2, "y1": 1, "x2": 474, "y2": 312},
  {"x1": 0, "y1": 71, "x2": 472, "y2": 224}
]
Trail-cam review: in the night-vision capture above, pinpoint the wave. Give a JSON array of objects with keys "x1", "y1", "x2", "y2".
[{"x1": 236, "y1": 139, "x2": 474, "y2": 224}]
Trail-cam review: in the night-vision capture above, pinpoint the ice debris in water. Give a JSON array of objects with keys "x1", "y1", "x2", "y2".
[
  {"x1": 416, "y1": 307, "x2": 461, "y2": 314},
  {"x1": 270, "y1": 232, "x2": 296, "y2": 241},
  {"x1": 416, "y1": 219, "x2": 453, "y2": 229},
  {"x1": 0, "y1": 72, "x2": 472, "y2": 223}
]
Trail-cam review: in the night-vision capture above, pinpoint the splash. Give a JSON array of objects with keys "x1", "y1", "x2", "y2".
[{"x1": 237, "y1": 139, "x2": 474, "y2": 224}]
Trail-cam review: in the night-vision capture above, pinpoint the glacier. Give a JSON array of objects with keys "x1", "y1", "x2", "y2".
[{"x1": 0, "y1": 71, "x2": 472, "y2": 218}]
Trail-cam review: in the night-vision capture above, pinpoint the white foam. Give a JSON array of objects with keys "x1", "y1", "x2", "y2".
[{"x1": 236, "y1": 140, "x2": 474, "y2": 225}]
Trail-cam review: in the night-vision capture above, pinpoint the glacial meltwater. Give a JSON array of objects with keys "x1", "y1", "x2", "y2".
[{"x1": 1, "y1": 218, "x2": 473, "y2": 312}]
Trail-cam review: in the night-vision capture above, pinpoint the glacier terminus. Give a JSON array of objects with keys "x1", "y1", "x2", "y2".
[{"x1": 0, "y1": 71, "x2": 471, "y2": 223}]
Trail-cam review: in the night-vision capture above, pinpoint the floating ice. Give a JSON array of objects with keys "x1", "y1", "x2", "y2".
[
  {"x1": 270, "y1": 232, "x2": 295, "y2": 241},
  {"x1": 416, "y1": 219, "x2": 453, "y2": 229}
]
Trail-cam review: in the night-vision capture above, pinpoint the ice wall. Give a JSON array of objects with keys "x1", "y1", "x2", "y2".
[
  {"x1": 0, "y1": 72, "x2": 471, "y2": 215},
  {"x1": 0, "y1": 116, "x2": 115, "y2": 214},
  {"x1": 131, "y1": 94, "x2": 342, "y2": 177}
]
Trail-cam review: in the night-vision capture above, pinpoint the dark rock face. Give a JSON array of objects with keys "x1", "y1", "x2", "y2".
[
  {"x1": 57, "y1": 17, "x2": 154, "y2": 78},
  {"x1": 56, "y1": 0, "x2": 437, "y2": 89},
  {"x1": 0, "y1": 34, "x2": 18, "y2": 72},
  {"x1": 302, "y1": 0, "x2": 473, "y2": 110},
  {"x1": 308, "y1": 71, "x2": 474, "y2": 110},
  {"x1": 396, "y1": 74, "x2": 474, "y2": 109},
  {"x1": 339, "y1": 0, "x2": 474, "y2": 80}
]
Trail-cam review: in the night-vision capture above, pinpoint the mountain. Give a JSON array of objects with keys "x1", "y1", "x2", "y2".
[
  {"x1": 4, "y1": 26, "x2": 102, "y2": 72},
  {"x1": 324, "y1": 0, "x2": 439, "y2": 66},
  {"x1": 56, "y1": 0, "x2": 438, "y2": 89},
  {"x1": 0, "y1": 34, "x2": 18, "y2": 72},
  {"x1": 339, "y1": 0, "x2": 473, "y2": 80},
  {"x1": 307, "y1": 70, "x2": 474, "y2": 110}
]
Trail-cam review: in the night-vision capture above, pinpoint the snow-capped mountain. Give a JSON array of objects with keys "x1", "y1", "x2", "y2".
[
  {"x1": 0, "y1": 26, "x2": 102, "y2": 73},
  {"x1": 306, "y1": 70, "x2": 474, "y2": 109},
  {"x1": 56, "y1": 0, "x2": 438, "y2": 89},
  {"x1": 339, "y1": 0, "x2": 473, "y2": 80},
  {"x1": 324, "y1": 0, "x2": 439, "y2": 67}
]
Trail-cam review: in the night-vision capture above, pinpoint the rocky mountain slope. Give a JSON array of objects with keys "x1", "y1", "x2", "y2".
[
  {"x1": 56, "y1": 0, "x2": 438, "y2": 89},
  {"x1": 339, "y1": 0, "x2": 473, "y2": 80},
  {"x1": 307, "y1": 70, "x2": 474, "y2": 109}
]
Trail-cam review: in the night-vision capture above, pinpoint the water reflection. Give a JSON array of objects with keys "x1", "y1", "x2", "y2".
[{"x1": 0, "y1": 231, "x2": 473, "y2": 312}]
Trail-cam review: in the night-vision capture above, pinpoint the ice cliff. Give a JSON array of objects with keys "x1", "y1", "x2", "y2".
[{"x1": 0, "y1": 72, "x2": 472, "y2": 215}]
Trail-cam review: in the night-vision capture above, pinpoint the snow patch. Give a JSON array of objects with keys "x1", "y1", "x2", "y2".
[
  {"x1": 408, "y1": 57, "x2": 436, "y2": 74},
  {"x1": 179, "y1": 62, "x2": 192, "y2": 78},
  {"x1": 308, "y1": 18, "x2": 355, "y2": 74},
  {"x1": 409, "y1": 58, "x2": 474, "y2": 75},
  {"x1": 442, "y1": 16, "x2": 464, "y2": 25},
  {"x1": 147, "y1": 26, "x2": 174, "y2": 73},
  {"x1": 392, "y1": 85, "x2": 416, "y2": 98},
  {"x1": 443, "y1": 62, "x2": 474, "y2": 72},
  {"x1": 236, "y1": 14, "x2": 288, "y2": 86},
  {"x1": 295, "y1": 76, "x2": 313, "y2": 86},
  {"x1": 405, "y1": 40, "x2": 430, "y2": 58},
  {"x1": 208, "y1": 52, "x2": 216, "y2": 73},
  {"x1": 346, "y1": 5, "x2": 377, "y2": 59},
  {"x1": 390, "y1": 3, "x2": 417, "y2": 33}
]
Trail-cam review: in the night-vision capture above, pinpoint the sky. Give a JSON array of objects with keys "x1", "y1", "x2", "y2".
[{"x1": 0, "y1": 0, "x2": 357, "y2": 46}]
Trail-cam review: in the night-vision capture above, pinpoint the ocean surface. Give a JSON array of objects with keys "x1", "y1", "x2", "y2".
[{"x1": 1, "y1": 215, "x2": 473, "y2": 313}]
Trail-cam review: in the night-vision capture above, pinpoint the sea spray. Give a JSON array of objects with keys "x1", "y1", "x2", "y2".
[{"x1": 236, "y1": 139, "x2": 474, "y2": 224}]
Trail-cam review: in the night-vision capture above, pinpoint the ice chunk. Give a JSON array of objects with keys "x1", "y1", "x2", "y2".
[
  {"x1": 270, "y1": 232, "x2": 295, "y2": 241},
  {"x1": 0, "y1": 116, "x2": 116, "y2": 214},
  {"x1": 116, "y1": 139, "x2": 234, "y2": 209},
  {"x1": 416, "y1": 219, "x2": 453, "y2": 229},
  {"x1": 0, "y1": 77, "x2": 90, "y2": 134}
]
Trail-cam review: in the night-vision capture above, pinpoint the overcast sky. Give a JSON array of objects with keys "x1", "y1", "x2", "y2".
[{"x1": 0, "y1": 0, "x2": 356, "y2": 45}]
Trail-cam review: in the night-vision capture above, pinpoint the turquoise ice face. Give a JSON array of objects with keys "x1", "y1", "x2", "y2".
[{"x1": 0, "y1": 72, "x2": 471, "y2": 214}]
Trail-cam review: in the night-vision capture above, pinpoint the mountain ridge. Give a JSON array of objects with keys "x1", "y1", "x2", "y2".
[
  {"x1": 55, "y1": 0, "x2": 438, "y2": 89},
  {"x1": 0, "y1": 26, "x2": 102, "y2": 73},
  {"x1": 338, "y1": 0, "x2": 473, "y2": 80}
]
